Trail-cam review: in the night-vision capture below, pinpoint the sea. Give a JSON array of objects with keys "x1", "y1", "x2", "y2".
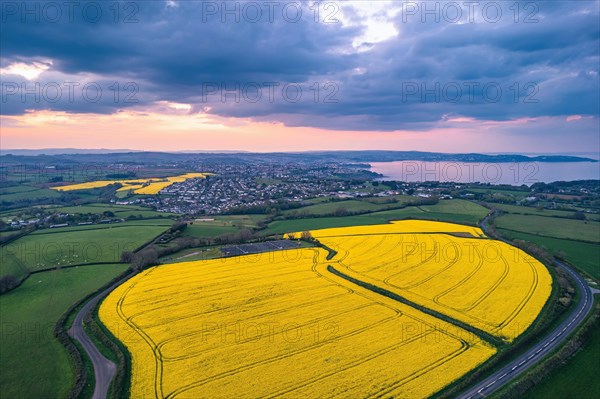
[{"x1": 369, "y1": 153, "x2": 600, "y2": 186}]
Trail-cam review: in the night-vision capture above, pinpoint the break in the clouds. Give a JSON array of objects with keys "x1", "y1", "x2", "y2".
[{"x1": 1, "y1": 0, "x2": 599, "y2": 135}]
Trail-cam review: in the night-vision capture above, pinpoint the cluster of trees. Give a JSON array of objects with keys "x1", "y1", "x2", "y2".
[
  {"x1": 121, "y1": 221, "x2": 196, "y2": 268},
  {"x1": 121, "y1": 248, "x2": 159, "y2": 270},
  {"x1": 531, "y1": 180, "x2": 599, "y2": 195},
  {"x1": 0, "y1": 226, "x2": 31, "y2": 244},
  {"x1": 156, "y1": 221, "x2": 189, "y2": 243},
  {"x1": 120, "y1": 221, "x2": 263, "y2": 270},
  {"x1": 121, "y1": 228, "x2": 262, "y2": 270},
  {"x1": 0, "y1": 275, "x2": 20, "y2": 294},
  {"x1": 214, "y1": 229, "x2": 256, "y2": 245}
]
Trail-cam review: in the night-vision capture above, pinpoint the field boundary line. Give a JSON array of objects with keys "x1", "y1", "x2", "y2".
[
  {"x1": 495, "y1": 227, "x2": 599, "y2": 245},
  {"x1": 28, "y1": 222, "x2": 171, "y2": 236},
  {"x1": 30, "y1": 261, "x2": 124, "y2": 274},
  {"x1": 327, "y1": 265, "x2": 504, "y2": 347}
]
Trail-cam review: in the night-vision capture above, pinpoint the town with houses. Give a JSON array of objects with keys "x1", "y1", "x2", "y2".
[{"x1": 2, "y1": 161, "x2": 598, "y2": 232}]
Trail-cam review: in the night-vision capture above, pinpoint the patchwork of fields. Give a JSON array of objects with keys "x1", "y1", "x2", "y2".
[
  {"x1": 0, "y1": 206, "x2": 177, "y2": 396},
  {"x1": 0, "y1": 221, "x2": 170, "y2": 278},
  {"x1": 50, "y1": 173, "x2": 208, "y2": 194},
  {"x1": 493, "y1": 205, "x2": 600, "y2": 280},
  {"x1": 99, "y1": 220, "x2": 552, "y2": 398},
  {"x1": 0, "y1": 186, "x2": 62, "y2": 202},
  {"x1": 262, "y1": 199, "x2": 489, "y2": 236},
  {"x1": 495, "y1": 214, "x2": 600, "y2": 243},
  {"x1": 45, "y1": 203, "x2": 178, "y2": 219},
  {"x1": 0, "y1": 264, "x2": 128, "y2": 398}
]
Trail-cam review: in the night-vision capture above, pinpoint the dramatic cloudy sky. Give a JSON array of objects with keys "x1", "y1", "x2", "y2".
[{"x1": 1, "y1": 0, "x2": 599, "y2": 152}]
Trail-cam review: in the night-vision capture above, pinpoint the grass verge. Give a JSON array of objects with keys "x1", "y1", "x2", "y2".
[{"x1": 492, "y1": 295, "x2": 599, "y2": 399}]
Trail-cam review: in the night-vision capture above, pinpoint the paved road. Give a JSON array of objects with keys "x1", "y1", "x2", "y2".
[
  {"x1": 68, "y1": 282, "x2": 122, "y2": 399},
  {"x1": 458, "y1": 214, "x2": 596, "y2": 398}
]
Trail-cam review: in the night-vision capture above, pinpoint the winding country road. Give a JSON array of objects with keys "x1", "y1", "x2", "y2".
[
  {"x1": 458, "y1": 259, "x2": 594, "y2": 398},
  {"x1": 68, "y1": 279, "x2": 126, "y2": 399},
  {"x1": 457, "y1": 213, "x2": 596, "y2": 398}
]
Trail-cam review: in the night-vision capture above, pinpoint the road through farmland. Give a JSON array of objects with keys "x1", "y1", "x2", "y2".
[
  {"x1": 458, "y1": 214, "x2": 596, "y2": 398},
  {"x1": 458, "y1": 259, "x2": 594, "y2": 398},
  {"x1": 68, "y1": 277, "x2": 130, "y2": 399}
]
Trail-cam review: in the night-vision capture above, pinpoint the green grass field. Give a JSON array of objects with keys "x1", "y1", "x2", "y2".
[
  {"x1": 282, "y1": 200, "x2": 385, "y2": 216},
  {"x1": 184, "y1": 224, "x2": 239, "y2": 238},
  {"x1": 302, "y1": 197, "x2": 332, "y2": 204},
  {"x1": 282, "y1": 196, "x2": 419, "y2": 216},
  {"x1": 0, "y1": 187, "x2": 62, "y2": 202},
  {"x1": 492, "y1": 203, "x2": 600, "y2": 221},
  {"x1": 47, "y1": 203, "x2": 177, "y2": 219},
  {"x1": 467, "y1": 188, "x2": 532, "y2": 199},
  {"x1": 0, "y1": 186, "x2": 40, "y2": 195},
  {"x1": 184, "y1": 214, "x2": 267, "y2": 238},
  {"x1": 521, "y1": 317, "x2": 600, "y2": 399},
  {"x1": 1, "y1": 223, "x2": 170, "y2": 276},
  {"x1": 0, "y1": 231, "x2": 21, "y2": 239},
  {"x1": 263, "y1": 200, "x2": 489, "y2": 235},
  {"x1": 26, "y1": 219, "x2": 173, "y2": 237},
  {"x1": 491, "y1": 203, "x2": 575, "y2": 218},
  {"x1": 0, "y1": 254, "x2": 29, "y2": 281},
  {"x1": 363, "y1": 195, "x2": 415, "y2": 204},
  {"x1": 0, "y1": 207, "x2": 40, "y2": 221},
  {"x1": 0, "y1": 264, "x2": 128, "y2": 399},
  {"x1": 498, "y1": 229, "x2": 600, "y2": 280},
  {"x1": 495, "y1": 214, "x2": 600, "y2": 243},
  {"x1": 160, "y1": 246, "x2": 223, "y2": 263},
  {"x1": 419, "y1": 199, "x2": 489, "y2": 220},
  {"x1": 213, "y1": 214, "x2": 266, "y2": 227}
]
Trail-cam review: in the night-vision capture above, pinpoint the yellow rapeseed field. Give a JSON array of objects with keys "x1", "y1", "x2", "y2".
[
  {"x1": 133, "y1": 173, "x2": 208, "y2": 194},
  {"x1": 99, "y1": 220, "x2": 551, "y2": 397},
  {"x1": 286, "y1": 219, "x2": 486, "y2": 239},
  {"x1": 51, "y1": 172, "x2": 208, "y2": 193},
  {"x1": 100, "y1": 247, "x2": 496, "y2": 398},
  {"x1": 308, "y1": 221, "x2": 552, "y2": 342}
]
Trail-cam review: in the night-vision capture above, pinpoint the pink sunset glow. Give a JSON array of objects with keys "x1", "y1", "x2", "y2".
[{"x1": 2, "y1": 110, "x2": 597, "y2": 153}]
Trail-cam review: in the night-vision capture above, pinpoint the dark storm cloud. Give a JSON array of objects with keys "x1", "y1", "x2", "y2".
[{"x1": 1, "y1": 0, "x2": 598, "y2": 130}]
